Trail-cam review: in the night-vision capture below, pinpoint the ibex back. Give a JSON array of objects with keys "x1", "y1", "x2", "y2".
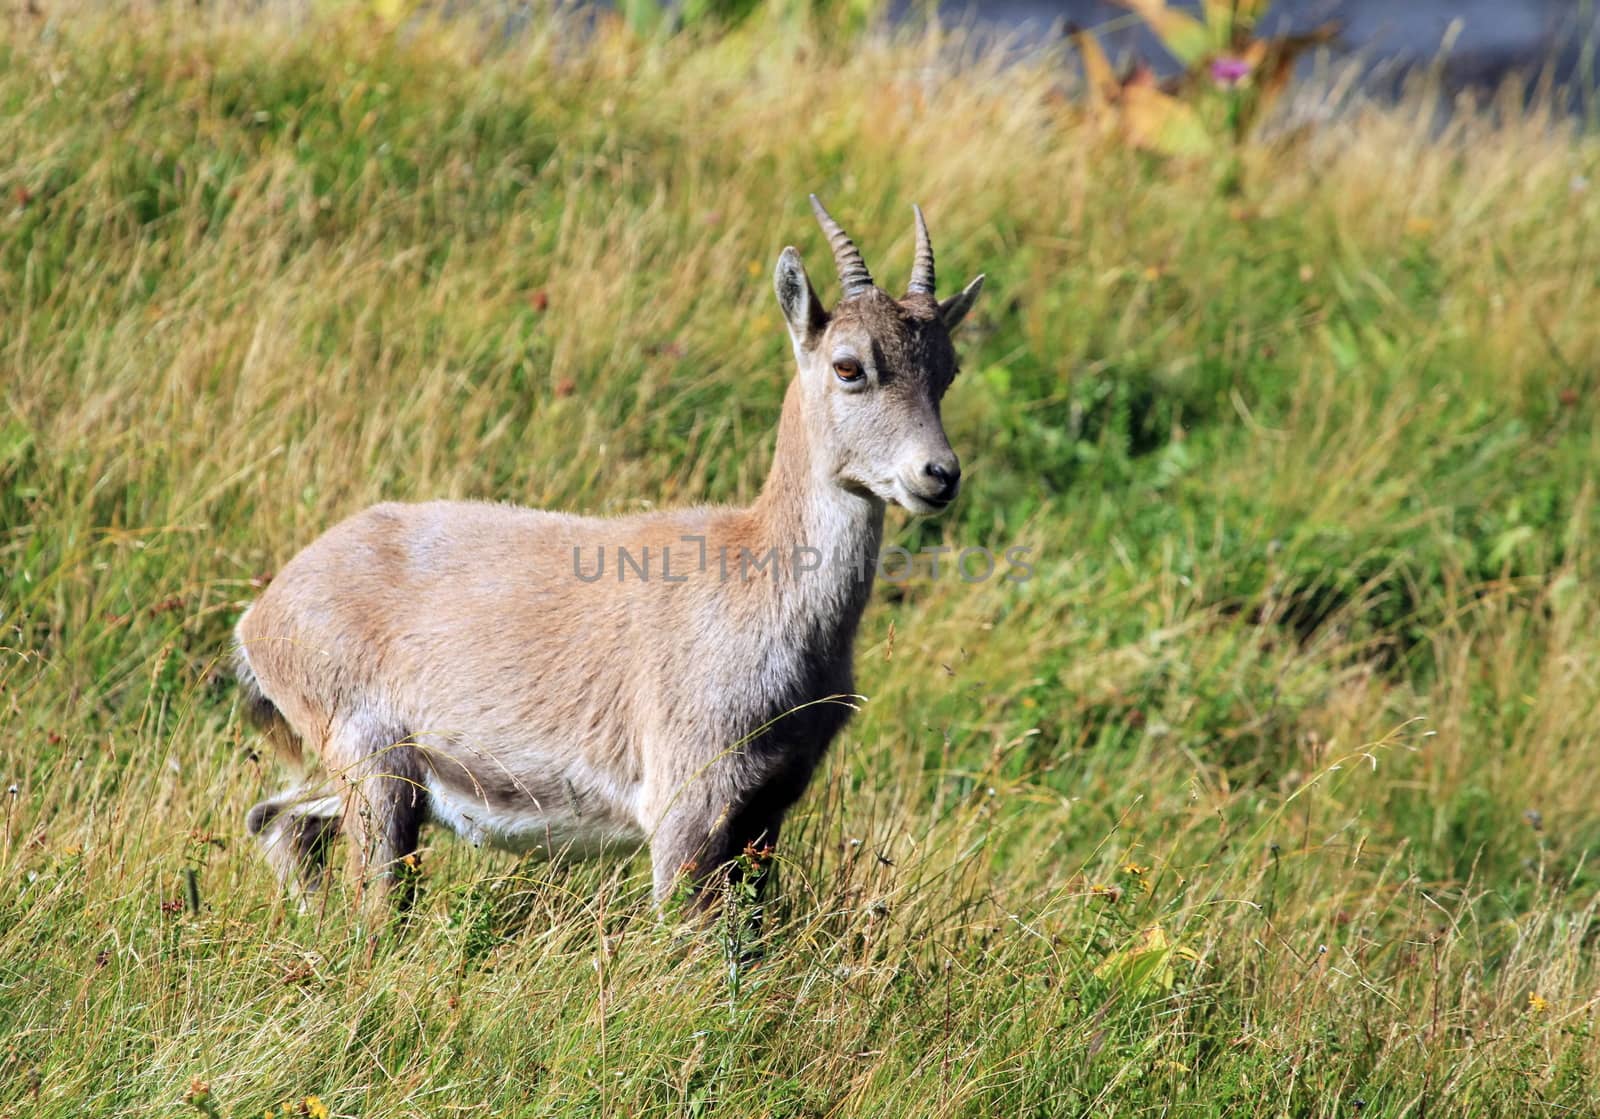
[{"x1": 235, "y1": 196, "x2": 985, "y2": 913}]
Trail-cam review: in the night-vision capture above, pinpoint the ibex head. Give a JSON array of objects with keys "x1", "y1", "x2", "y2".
[{"x1": 773, "y1": 195, "x2": 985, "y2": 515}]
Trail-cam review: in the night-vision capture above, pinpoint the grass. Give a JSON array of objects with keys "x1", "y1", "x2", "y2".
[{"x1": 3, "y1": 4, "x2": 1600, "y2": 1115}]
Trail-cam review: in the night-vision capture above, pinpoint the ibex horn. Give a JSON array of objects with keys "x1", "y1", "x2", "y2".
[
  {"x1": 809, "y1": 194, "x2": 873, "y2": 299},
  {"x1": 907, "y1": 203, "x2": 936, "y2": 296}
]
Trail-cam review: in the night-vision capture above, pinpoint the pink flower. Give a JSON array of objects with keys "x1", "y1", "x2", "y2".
[{"x1": 1210, "y1": 56, "x2": 1252, "y2": 87}]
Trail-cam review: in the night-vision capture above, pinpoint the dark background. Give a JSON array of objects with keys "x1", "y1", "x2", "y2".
[{"x1": 928, "y1": 1, "x2": 1600, "y2": 100}]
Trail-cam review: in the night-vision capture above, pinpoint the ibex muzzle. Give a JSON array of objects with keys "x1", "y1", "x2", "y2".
[{"x1": 235, "y1": 197, "x2": 985, "y2": 915}]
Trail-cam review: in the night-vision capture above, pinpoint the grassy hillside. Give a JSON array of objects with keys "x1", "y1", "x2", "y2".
[{"x1": 3, "y1": 5, "x2": 1599, "y2": 1116}]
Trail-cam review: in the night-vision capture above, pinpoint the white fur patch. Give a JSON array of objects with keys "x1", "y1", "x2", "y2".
[
  {"x1": 424, "y1": 775, "x2": 644, "y2": 860},
  {"x1": 283, "y1": 794, "x2": 342, "y2": 819}
]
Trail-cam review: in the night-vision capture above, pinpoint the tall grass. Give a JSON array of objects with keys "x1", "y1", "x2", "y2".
[{"x1": 2, "y1": 5, "x2": 1599, "y2": 1115}]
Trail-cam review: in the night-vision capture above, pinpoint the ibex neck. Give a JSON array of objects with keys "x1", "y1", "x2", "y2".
[{"x1": 747, "y1": 380, "x2": 884, "y2": 631}]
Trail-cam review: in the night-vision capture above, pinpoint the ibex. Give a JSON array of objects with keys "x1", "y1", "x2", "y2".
[{"x1": 235, "y1": 196, "x2": 984, "y2": 914}]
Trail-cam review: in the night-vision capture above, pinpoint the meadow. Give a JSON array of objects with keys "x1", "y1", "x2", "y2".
[{"x1": 2, "y1": 4, "x2": 1599, "y2": 1115}]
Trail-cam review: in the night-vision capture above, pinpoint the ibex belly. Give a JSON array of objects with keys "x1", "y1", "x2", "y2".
[{"x1": 421, "y1": 753, "x2": 645, "y2": 860}]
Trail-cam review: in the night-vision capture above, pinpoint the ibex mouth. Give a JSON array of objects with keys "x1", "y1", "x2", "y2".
[
  {"x1": 895, "y1": 461, "x2": 960, "y2": 515},
  {"x1": 897, "y1": 486, "x2": 958, "y2": 516}
]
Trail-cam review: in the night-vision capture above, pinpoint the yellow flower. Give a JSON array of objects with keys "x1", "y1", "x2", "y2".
[
  {"x1": 1528, "y1": 992, "x2": 1549, "y2": 1014},
  {"x1": 1120, "y1": 862, "x2": 1154, "y2": 892},
  {"x1": 304, "y1": 1097, "x2": 330, "y2": 1119}
]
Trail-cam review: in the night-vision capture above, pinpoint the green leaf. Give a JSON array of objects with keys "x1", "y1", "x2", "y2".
[
  {"x1": 1122, "y1": 85, "x2": 1215, "y2": 157},
  {"x1": 1095, "y1": 924, "x2": 1199, "y2": 995},
  {"x1": 1118, "y1": 0, "x2": 1212, "y2": 66}
]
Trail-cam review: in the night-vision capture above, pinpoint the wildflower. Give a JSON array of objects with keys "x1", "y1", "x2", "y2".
[
  {"x1": 185, "y1": 1078, "x2": 221, "y2": 1117},
  {"x1": 303, "y1": 1096, "x2": 330, "y2": 1119},
  {"x1": 1090, "y1": 883, "x2": 1122, "y2": 902},
  {"x1": 1209, "y1": 56, "x2": 1252, "y2": 88},
  {"x1": 1528, "y1": 992, "x2": 1549, "y2": 1014}
]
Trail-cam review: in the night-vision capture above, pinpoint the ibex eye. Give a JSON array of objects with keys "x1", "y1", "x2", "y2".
[{"x1": 833, "y1": 359, "x2": 864, "y2": 383}]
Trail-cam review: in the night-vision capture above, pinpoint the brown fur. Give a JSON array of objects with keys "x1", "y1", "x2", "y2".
[{"x1": 234, "y1": 199, "x2": 984, "y2": 914}]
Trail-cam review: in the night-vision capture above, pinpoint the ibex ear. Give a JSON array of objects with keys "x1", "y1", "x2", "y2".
[
  {"x1": 939, "y1": 274, "x2": 985, "y2": 331},
  {"x1": 774, "y1": 247, "x2": 828, "y2": 349}
]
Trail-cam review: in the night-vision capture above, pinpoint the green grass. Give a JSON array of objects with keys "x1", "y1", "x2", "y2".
[{"x1": 4, "y1": 5, "x2": 1600, "y2": 1116}]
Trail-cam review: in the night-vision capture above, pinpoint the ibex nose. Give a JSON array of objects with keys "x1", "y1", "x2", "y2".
[{"x1": 924, "y1": 460, "x2": 961, "y2": 502}]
